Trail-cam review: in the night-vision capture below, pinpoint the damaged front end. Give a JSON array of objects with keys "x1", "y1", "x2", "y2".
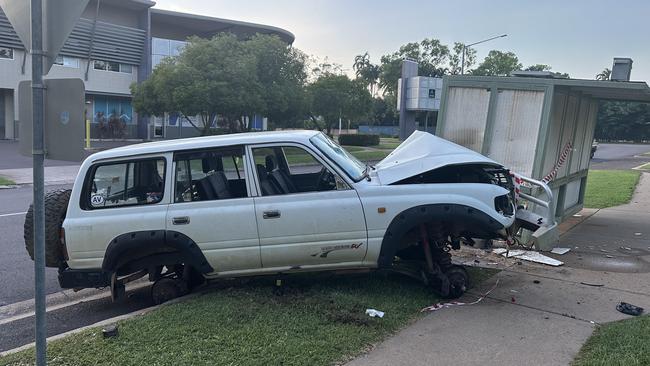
[{"x1": 374, "y1": 131, "x2": 558, "y2": 250}]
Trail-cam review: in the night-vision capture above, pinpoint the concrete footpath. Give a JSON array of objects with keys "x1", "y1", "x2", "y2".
[{"x1": 347, "y1": 173, "x2": 650, "y2": 366}]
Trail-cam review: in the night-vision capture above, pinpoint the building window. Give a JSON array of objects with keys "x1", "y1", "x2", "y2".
[
  {"x1": 152, "y1": 37, "x2": 187, "y2": 69},
  {"x1": 92, "y1": 95, "x2": 134, "y2": 125},
  {"x1": 54, "y1": 56, "x2": 79, "y2": 68},
  {"x1": 0, "y1": 47, "x2": 13, "y2": 59},
  {"x1": 93, "y1": 60, "x2": 134, "y2": 73}
]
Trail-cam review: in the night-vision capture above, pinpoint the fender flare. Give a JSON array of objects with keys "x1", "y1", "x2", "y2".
[
  {"x1": 102, "y1": 230, "x2": 213, "y2": 274},
  {"x1": 377, "y1": 204, "x2": 504, "y2": 268}
]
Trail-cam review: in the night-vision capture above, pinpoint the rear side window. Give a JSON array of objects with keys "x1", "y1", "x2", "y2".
[
  {"x1": 86, "y1": 158, "x2": 166, "y2": 209},
  {"x1": 174, "y1": 147, "x2": 247, "y2": 202}
]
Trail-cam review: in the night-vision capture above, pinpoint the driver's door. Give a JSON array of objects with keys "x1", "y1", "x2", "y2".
[{"x1": 248, "y1": 143, "x2": 368, "y2": 270}]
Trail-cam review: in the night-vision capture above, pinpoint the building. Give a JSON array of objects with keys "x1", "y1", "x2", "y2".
[{"x1": 0, "y1": 0, "x2": 294, "y2": 140}]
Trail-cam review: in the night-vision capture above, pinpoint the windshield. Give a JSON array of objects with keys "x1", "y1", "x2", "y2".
[{"x1": 310, "y1": 133, "x2": 367, "y2": 181}]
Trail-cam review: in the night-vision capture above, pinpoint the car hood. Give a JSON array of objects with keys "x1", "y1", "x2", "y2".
[{"x1": 373, "y1": 131, "x2": 501, "y2": 185}]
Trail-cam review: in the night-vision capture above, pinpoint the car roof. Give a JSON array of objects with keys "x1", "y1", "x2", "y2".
[{"x1": 89, "y1": 130, "x2": 322, "y2": 162}]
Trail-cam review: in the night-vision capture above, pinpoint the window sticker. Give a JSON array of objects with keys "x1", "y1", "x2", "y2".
[{"x1": 91, "y1": 194, "x2": 105, "y2": 206}]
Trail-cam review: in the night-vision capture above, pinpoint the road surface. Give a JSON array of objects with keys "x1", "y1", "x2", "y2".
[
  {"x1": 0, "y1": 184, "x2": 154, "y2": 353},
  {"x1": 590, "y1": 143, "x2": 650, "y2": 170}
]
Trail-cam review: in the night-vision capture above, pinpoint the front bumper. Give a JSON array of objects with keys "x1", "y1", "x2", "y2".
[{"x1": 58, "y1": 267, "x2": 111, "y2": 289}]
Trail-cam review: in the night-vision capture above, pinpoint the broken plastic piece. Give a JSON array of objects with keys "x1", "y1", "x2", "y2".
[
  {"x1": 366, "y1": 309, "x2": 385, "y2": 318},
  {"x1": 550, "y1": 247, "x2": 570, "y2": 255},
  {"x1": 102, "y1": 324, "x2": 118, "y2": 338},
  {"x1": 616, "y1": 302, "x2": 644, "y2": 316}
]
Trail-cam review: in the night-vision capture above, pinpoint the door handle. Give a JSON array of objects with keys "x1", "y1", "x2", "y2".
[
  {"x1": 263, "y1": 210, "x2": 281, "y2": 219},
  {"x1": 172, "y1": 216, "x2": 190, "y2": 225}
]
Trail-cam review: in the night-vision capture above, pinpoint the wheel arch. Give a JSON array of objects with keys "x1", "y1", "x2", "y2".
[
  {"x1": 102, "y1": 230, "x2": 213, "y2": 274},
  {"x1": 377, "y1": 204, "x2": 505, "y2": 268}
]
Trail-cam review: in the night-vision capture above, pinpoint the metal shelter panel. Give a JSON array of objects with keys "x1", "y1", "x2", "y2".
[
  {"x1": 439, "y1": 87, "x2": 490, "y2": 152},
  {"x1": 487, "y1": 89, "x2": 544, "y2": 176}
]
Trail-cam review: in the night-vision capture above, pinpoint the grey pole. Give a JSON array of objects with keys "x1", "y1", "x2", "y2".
[
  {"x1": 30, "y1": 0, "x2": 47, "y2": 364},
  {"x1": 460, "y1": 34, "x2": 508, "y2": 75},
  {"x1": 461, "y1": 46, "x2": 466, "y2": 75}
]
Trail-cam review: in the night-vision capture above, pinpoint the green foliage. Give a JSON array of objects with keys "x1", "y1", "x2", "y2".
[
  {"x1": 596, "y1": 68, "x2": 611, "y2": 81},
  {"x1": 595, "y1": 101, "x2": 650, "y2": 142},
  {"x1": 0, "y1": 176, "x2": 15, "y2": 185},
  {"x1": 338, "y1": 134, "x2": 380, "y2": 146},
  {"x1": 583, "y1": 170, "x2": 640, "y2": 209},
  {"x1": 524, "y1": 64, "x2": 552, "y2": 71},
  {"x1": 472, "y1": 50, "x2": 522, "y2": 76},
  {"x1": 448, "y1": 42, "x2": 477, "y2": 75},
  {"x1": 131, "y1": 33, "x2": 308, "y2": 135},
  {"x1": 573, "y1": 315, "x2": 650, "y2": 366},
  {"x1": 308, "y1": 74, "x2": 372, "y2": 133},
  {"x1": 353, "y1": 52, "x2": 381, "y2": 97}
]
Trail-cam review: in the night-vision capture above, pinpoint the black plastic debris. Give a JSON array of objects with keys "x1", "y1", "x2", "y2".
[
  {"x1": 102, "y1": 324, "x2": 118, "y2": 338},
  {"x1": 616, "y1": 302, "x2": 644, "y2": 316}
]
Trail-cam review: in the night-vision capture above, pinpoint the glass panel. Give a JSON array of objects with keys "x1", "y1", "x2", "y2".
[
  {"x1": 106, "y1": 61, "x2": 120, "y2": 72},
  {"x1": 0, "y1": 47, "x2": 13, "y2": 59},
  {"x1": 88, "y1": 159, "x2": 166, "y2": 208},
  {"x1": 170, "y1": 40, "x2": 186, "y2": 56},
  {"x1": 152, "y1": 37, "x2": 170, "y2": 56},
  {"x1": 310, "y1": 133, "x2": 366, "y2": 181},
  {"x1": 119, "y1": 64, "x2": 132, "y2": 73},
  {"x1": 54, "y1": 56, "x2": 64, "y2": 65},
  {"x1": 93, "y1": 96, "x2": 107, "y2": 124},
  {"x1": 174, "y1": 148, "x2": 247, "y2": 202},
  {"x1": 93, "y1": 60, "x2": 106, "y2": 70},
  {"x1": 119, "y1": 100, "x2": 133, "y2": 124},
  {"x1": 152, "y1": 55, "x2": 165, "y2": 69},
  {"x1": 283, "y1": 146, "x2": 323, "y2": 175}
]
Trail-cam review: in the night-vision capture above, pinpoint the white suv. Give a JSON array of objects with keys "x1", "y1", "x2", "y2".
[{"x1": 24, "y1": 130, "x2": 554, "y2": 303}]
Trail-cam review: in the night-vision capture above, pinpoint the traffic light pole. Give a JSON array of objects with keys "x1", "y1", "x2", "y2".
[{"x1": 30, "y1": 0, "x2": 47, "y2": 364}]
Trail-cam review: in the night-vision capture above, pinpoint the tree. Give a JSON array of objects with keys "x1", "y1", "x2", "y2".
[
  {"x1": 596, "y1": 68, "x2": 611, "y2": 81},
  {"x1": 308, "y1": 74, "x2": 372, "y2": 133},
  {"x1": 524, "y1": 64, "x2": 552, "y2": 72},
  {"x1": 449, "y1": 42, "x2": 477, "y2": 75},
  {"x1": 353, "y1": 52, "x2": 381, "y2": 97},
  {"x1": 378, "y1": 38, "x2": 450, "y2": 95},
  {"x1": 132, "y1": 33, "x2": 308, "y2": 135},
  {"x1": 472, "y1": 50, "x2": 522, "y2": 76},
  {"x1": 595, "y1": 101, "x2": 650, "y2": 142}
]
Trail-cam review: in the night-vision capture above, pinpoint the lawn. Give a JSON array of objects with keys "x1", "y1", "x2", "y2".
[
  {"x1": 573, "y1": 315, "x2": 650, "y2": 366},
  {"x1": 0, "y1": 268, "x2": 497, "y2": 366},
  {"x1": 0, "y1": 176, "x2": 15, "y2": 185},
  {"x1": 351, "y1": 150, "x2": 392, "y2": 162},
  {"x1": 636, "y1": 162, "x2": 650, "y2": 171},
  {"x1": 583, "y1": 170, "x2": 640, "y2": 209}
]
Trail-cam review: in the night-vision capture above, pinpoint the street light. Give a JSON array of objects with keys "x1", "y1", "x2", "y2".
[{"x1": 461, "y1": 34, "x2": 508, "y2": 75}]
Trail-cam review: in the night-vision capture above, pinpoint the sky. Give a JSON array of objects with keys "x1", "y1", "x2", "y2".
[{"x1": 155, "y1": 0, "x2": 650, "y2": 82}]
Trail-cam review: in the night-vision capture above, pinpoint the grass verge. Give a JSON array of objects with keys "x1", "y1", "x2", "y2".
[
  {"x1": 0, "y1": 176, "x2": 15, "y2": 185},
  {"x1": 583, "y1": 170, "x2": 640, "y2": 209},
  {"x1": 573, "y1": 315, "x2": 650, "y2": 366},
  {"x1": 351, "y1": 150, "x2": 392, "y2": 162},
  {"x1": 0, "y1": 268, "x2": 497, "y2": 366},
  {"x1": 635, "y1": 162, "x2": 650, "y2": 171}
]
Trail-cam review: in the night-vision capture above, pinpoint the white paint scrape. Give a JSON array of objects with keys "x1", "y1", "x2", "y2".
[{"x1": 493, "y1": 248, "x2": 564, "y2": 266}]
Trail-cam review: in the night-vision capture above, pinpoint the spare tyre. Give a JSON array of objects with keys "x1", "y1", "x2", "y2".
[{"x1": 24, "y1": 189, "x2": 72, "y2": 267}]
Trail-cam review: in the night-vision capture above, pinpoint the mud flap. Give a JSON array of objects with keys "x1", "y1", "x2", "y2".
[{"x1": 515, "y1": 208, "x2": 559, "y2": 251}]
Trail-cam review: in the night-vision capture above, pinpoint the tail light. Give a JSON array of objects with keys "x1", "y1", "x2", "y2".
[{"x1": 60, "y1": 227, "x2": 69, "y2": 261}]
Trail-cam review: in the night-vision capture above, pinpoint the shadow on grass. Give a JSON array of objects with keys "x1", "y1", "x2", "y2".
[{"x1": 0, "y1": 267, "x2": 497, "y2": 366}]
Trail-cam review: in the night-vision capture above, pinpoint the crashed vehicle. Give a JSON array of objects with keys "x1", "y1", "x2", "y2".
[{"x1": 24, "y1": 130, "x2": 555, "y2": 304}]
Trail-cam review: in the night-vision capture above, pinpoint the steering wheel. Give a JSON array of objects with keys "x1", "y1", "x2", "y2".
[{"x1": 316, "y1": 167, "x2": 335, "y2": 191}]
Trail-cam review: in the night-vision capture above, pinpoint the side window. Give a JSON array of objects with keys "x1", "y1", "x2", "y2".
[
  {"x1": 87, "y1": 158, "x2": 165, "y2": 209},
  {"x1": 252, "y1": 145, "x2": 348, "y2": 196},
  {"x1": 174, "y1": 147, "x2": 247, "y2": 202}
]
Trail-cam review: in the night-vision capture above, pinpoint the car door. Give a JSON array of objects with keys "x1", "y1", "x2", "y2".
[
  {"x1": 165, "y1": 145, "x2": 261, "y2": 275},
  {"x1": 248, "y1": 143, "x2": 368, "y2": 270}
]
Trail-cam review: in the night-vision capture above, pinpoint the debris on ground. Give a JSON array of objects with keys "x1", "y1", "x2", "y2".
[
  {"x1": 605, "y1": 255, "x2": 614, "y2": 258},
  {"x1": 634, "y1": 232, "x2": 642, "y2": 236},
  {"x1": 493, "y1": 249, "x2": 564, "y2": 266},
  {"x1": 616, "y1": 302, "x2": 644, "y2": 316},
  {"x1": 102, "y1": 324, "x2": 118, "y2": 338},
  {"x1": 365, "y1": 309, "x2": 385, "y2": 318},
  {"x1": 533, "y1": 280, "x2": 541, "y2": 284},
  {"x1": 421, "y1": 280, "x2": 500, "y2": 313},
  {"x1": 550, "y1": 247, "x2": 571, "y2": 255},
  {"x1": 580, "y1": 282, "x2": 604, "y2": 287}
]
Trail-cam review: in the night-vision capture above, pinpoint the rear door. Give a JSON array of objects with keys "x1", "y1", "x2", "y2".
[
  {"x1": 165, "y1": 146, "x2": 261, "y2": 274},
  {"x1": 248, "y1": 143, "x2": 368, "y2": 270}
]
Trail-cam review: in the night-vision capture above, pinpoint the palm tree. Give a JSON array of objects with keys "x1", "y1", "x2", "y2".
[
  {"x1": 353, "y1": 52, "x2": 380, "y2": 96},
  {"x1": 596, "y1": 68, "x2": 611, "y2": 81}
]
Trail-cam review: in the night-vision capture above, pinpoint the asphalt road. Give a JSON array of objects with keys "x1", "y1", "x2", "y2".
[
  {"x1": 590, "y1": 143, "x2": 650, "y2": 170},
  {"x1": 0, "y1": 183, "x2": 155, "y2": 353}
]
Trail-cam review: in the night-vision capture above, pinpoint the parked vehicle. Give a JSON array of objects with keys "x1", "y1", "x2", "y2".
[
  {"x1": 24, "y1": 130, "x2": 554, "y2": 304},
  {"x1": 591, "y1": 140, "x2": 598, "y2": 159}
]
